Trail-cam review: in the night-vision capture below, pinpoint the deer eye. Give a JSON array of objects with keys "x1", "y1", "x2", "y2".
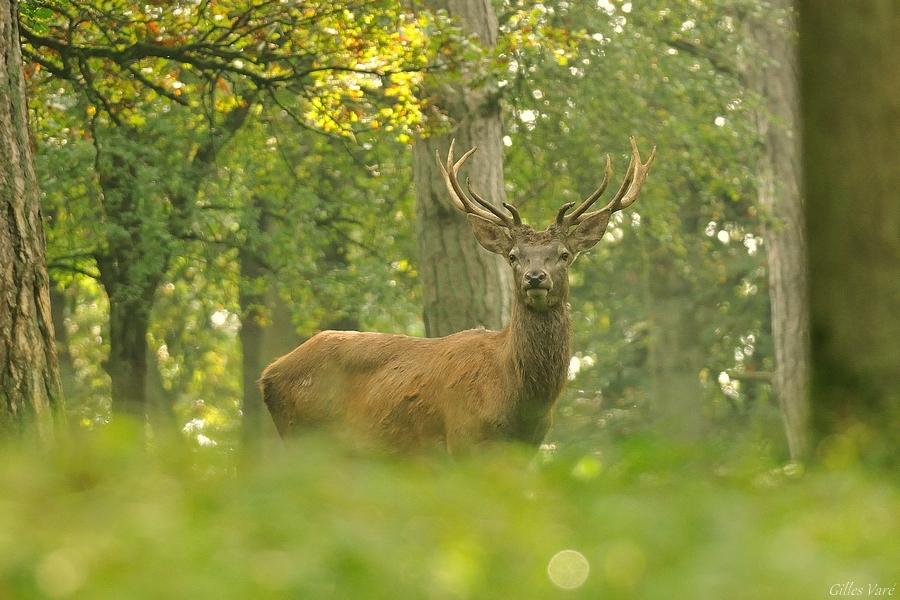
[
  {"x1": 508, "y1": 253, "x2": 518, "y2": 264},
  {"x1": 559, "y1": 251, "x2": 570, "y2": 262}
]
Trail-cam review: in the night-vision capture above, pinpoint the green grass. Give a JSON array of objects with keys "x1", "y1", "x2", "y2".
[{"x1": 0, "y1": 427, "x2": 896, "y2": 599}]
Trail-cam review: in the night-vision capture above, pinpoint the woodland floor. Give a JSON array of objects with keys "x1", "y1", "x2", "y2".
[{"x1": 0, "y1": 426, "x2": 896, "y2": 599}]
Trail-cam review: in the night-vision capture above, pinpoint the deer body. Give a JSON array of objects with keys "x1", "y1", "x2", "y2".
[
  {"x1": 261, "y1": 299, "x2": 570, "y2": 450},
  {"x1": 260, "y1": 138, "x2": 654, "y2": 452}
]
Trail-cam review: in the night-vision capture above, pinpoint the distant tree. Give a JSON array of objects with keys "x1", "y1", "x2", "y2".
[
  {"x1": 22, "y1": 1, "x2": 437, "y2": 423},
  {"x1": 0, "y1": 0, "x2": 62, "y2": 435},
  {"x1": 745, "y1": 0, "x2": 809, "y2": 460},
  {"x1": 413, "y1": 0, "x2": 512, "y2": 336},
  {"x1": 238, "y1": 194, "x2": 270, "y2": 447},
  {"x1": 800, "y1": 0, "x2": 900, "y2": 461}
]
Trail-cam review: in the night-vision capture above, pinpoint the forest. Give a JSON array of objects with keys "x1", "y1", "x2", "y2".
[{"x1": 0, "y1": 0, "x2": 897, "y2": 597}]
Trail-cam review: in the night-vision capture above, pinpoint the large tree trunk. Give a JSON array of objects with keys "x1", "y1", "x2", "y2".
[
  {"x1": 0, "y1": 0, "x2": 62, "y2": 436},
  {"x1": 747, "y1": 1, "x2": 810, "y2": 460},
  {"x1": 413, "y1": 0, "x2": 511, "y2": 337},
  {"x1": 799, "y1": 1, "x2": 899, "y2": 461}
]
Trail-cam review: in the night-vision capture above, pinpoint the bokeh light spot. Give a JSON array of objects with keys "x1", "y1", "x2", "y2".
[{"x1": 547, "y1": 549, "x2": 590, "y2": 590}]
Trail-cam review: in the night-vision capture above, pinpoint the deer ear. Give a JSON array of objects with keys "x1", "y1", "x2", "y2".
[
  {"x1": 466, "y1": 213, "x2": 513, "y2": 255},
  {"x1": 567, "y1": 210, "x2": 612, "y2": 254}
]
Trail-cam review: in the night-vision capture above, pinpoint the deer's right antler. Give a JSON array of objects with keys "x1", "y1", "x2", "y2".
[
  {"x1": 556, "y1": 137, "x2": 656, "y2": 228},
  {"x1": 436, "y1": 139, "x2": 521, "y2": 227}
]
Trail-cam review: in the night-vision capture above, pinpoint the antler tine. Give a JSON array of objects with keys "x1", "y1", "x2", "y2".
[
  {"x1": 555, "y1": 201, "x2": 576, "y2": 226},
  {"x1": 465, "y1": 177, "x2": 516, "y2": 225},
  {"x1": 468, "y1": 176, "x2": 522, "y2": 225},
  {"x1": 560, "y1": 154, "x2": 612, "y2": 226},
  {"x1": 502, "y1": 202, "x2": 522, "y2": 225},
  {"x1": 435, "y1": 149, "x2": 467, "y2": 212},
  {"x1": 601, "y1": 137, "x2": 656, "y2": 213},
  {"x1": 566, "y1": 137, "x2": 656, "y2": 226},
  {"x1": 600, "y1": 153, "x2": 637, "y2": 214},
  {"x1": 436, "y1": 140, "x2": 508, "y2": 226}
]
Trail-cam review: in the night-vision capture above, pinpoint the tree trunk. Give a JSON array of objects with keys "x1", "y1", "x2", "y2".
[
  {"x1": 146, "y1": 345, "x2": 177, "y2": 434},
  {"x1": 104, "y1": 289, "x2": 152, "y2": 421},
  {"x1": 746, "y1": 1, "x2": 810, "y2": 460},
  {"x1": 89, "y1": 130, "x2": 158, "y2": 423},
  {"x1": 49, "y1": 282, "x2": 77, "y2": 401},
  {"x1": 0, "y1": 0, "x2": 62, "y2": 436},
  {"x1": 91, "y1": 105, "x2": 249, "y2": 424},
  {"x1": 260, "y1": 288, "x2": 302, "y2": 361},
  {"x1": 413, "y1": 0, "x2": 511, "y2": 337},
  {"x1": 645, "y1": 244, "x2": 705, "y2": 436},
  {"x1": 239, "y1": 299, "x2": 265, "y2": 446},
  {"x1": 799, "y1": 1, "x2": 900, "y2": 460},
  {"x1": 238, "y1": 199, "x2": 267, "y2": 446}
]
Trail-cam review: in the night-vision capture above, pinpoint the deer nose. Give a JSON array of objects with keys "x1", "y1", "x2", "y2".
[{"x1": 524, "y1": 270, "x2": 547, "y2": 287}]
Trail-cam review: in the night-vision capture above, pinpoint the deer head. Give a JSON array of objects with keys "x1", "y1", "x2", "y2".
[{"x1": 437, "y1": 137, "x2": 656, "y2": 311}]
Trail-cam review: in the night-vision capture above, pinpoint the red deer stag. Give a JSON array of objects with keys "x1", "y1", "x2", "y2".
[{"x1": 260, "y1": 138, "x2": 655, "y2": 452}]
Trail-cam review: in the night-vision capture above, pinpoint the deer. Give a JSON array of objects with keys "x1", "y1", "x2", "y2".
[{"x1": 259, "y1": 137, "x2": 655, "y2": 453}]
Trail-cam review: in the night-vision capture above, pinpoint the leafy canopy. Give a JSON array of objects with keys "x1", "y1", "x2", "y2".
[{"x1": 22, "y1": 0, "x2": 442, "y2": 137}]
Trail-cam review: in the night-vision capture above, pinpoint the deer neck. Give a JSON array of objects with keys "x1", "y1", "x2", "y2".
[{"x1": 503, "y1": 295, "x2": 571, "y2": 406}]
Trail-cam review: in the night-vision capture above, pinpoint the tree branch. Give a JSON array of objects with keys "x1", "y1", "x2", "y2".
[
  {"x1": 666, "y1": 38, "x2": 739, "y2": 79},
  {"x1": 47, "y1": 262, "x2": 101, "y2": 280}
]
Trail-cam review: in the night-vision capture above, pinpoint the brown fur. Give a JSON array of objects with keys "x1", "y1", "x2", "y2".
[
  {"x1": 259, "y1": 300, "x2": 570, "y2": 452},
  {"x1": 259, "y1": 239, "x2": 572, "y2": 452}
]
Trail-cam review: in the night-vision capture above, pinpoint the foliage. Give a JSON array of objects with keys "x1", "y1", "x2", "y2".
[
  {"x1": 496, "y1": 0, "x2": 773, "y2": 446},
  {"x1": 23, "y1": 0, "x2": 451, "y2": 419},
  {"x1": 26, "y1": 0, "x2": 783, "y2": 451},
  {"x1": 0, "y1": 431, "x2": 896, "y2": 598},
  {"x1": 21, "y1": 0, "x2": 439, "y2": 134},
  {"x1": 8, "y1": 3, "x2": 899, "y2": 595}
]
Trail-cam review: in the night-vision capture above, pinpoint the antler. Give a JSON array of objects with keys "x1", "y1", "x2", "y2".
[
  {"x1": 436, "y1": 139, "x2": 521, "y2": 227},
  {"x1": 556, "y1": 137, "x2": 656, "y2": 228}
]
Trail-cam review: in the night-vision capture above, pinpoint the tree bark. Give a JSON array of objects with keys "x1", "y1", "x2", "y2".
[
  {"x1": 238, "y1": 198, "x2": 268, "y2": 446},
  {"x1": 239, "y1": 292, "x2": 266, "y2": 446},
  {"x1": 413, "y1": 0, "x2": 511, "y2": 337},
  {"x1": 799, "y1": 1, "x2": 900, "y2": 460},
  {"x1": 0, "y1": 0, "x2": 62, "y2": 436},
  {"x1": 93, "y1": 141, "x2": 159, "y2": 422},
  {"x1": 104, "y1": 288, "x2": 153, "y2": 420},
  {"x1": 260, "y1": 288, "x2": 302, "y2": 361},
  {"x1": 746, "y1": 1, "x2": 810, "y2": 460},
  {"x1": 49, "y1": 282, "x2": 77, "y2": 401}
]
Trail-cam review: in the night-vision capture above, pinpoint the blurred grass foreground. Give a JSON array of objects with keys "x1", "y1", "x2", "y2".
[{"x1": 1, "y1": 428, "x2": 896, "y2": 599}]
